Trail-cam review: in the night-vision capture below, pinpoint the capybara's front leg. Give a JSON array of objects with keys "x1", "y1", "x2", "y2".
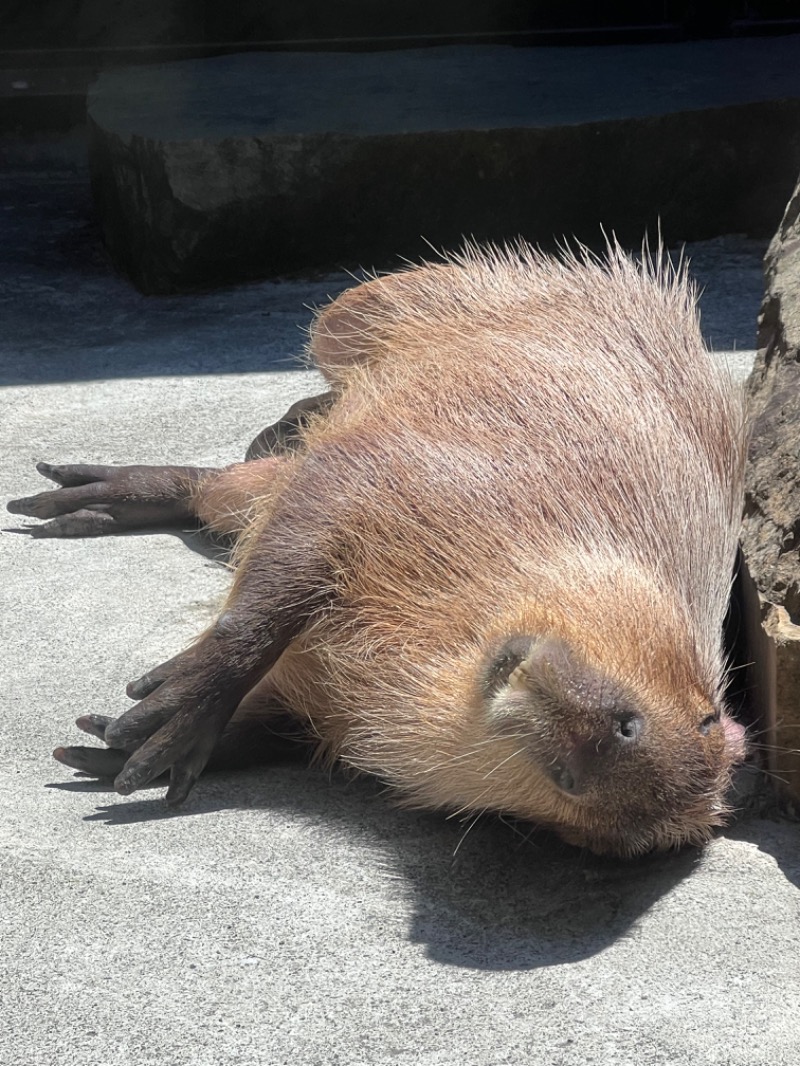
[
  {"x1": 7, "y1": 462, "x2": 216, "y2": 537},
  {"x1": 53, "y1": 518, "x2": 331, "y2": 805}
]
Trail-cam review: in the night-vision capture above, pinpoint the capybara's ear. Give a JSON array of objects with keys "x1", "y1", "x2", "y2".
[{"x1": 309, "y1": 264, "x2": 453, "y2": 378}]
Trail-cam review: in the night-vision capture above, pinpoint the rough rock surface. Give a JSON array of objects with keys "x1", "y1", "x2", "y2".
[
  {"x1": 742, "y1": 176, "x2": 800, "y2": 800},
  {"x1": 87, "y1": 38, "x2": 800, "y2": 293}
]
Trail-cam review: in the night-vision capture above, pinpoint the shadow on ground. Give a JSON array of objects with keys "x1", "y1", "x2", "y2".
[
  {"x1": 0, "y1": 170, "x2": 350, "y2": 386},
  {"x1": 0, "y1": 154, "x2": 764, "y2": 388},
  {"x1": 48, "y1": 759, "x2": 797, "y2": 973},
  {"x1": 729, "y1": 816, "x2": 800, "y2": 893}
]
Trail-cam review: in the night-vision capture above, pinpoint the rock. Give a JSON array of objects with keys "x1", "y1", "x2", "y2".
[
  {"x1": 86, "y1": 41, "x2": 800, "y2": 293},
  {"x1": 742, "y1": 175, "x2": 800, "y2": 802}
]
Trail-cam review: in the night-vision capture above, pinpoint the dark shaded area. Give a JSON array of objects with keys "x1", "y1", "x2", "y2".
[
  {"x1": 724, "y1": 549, "x2": 764, "y2": 729},
  {"x1": 4, "y1": 3, "x2": 800, "y2": 136},
  {"x1": 3, "y1": 2, "x2": 800, "y2": 52},
  {"x1": 0, "y1": 152, "x2": 764, "y2": 386},
  {"x1": 0, "y1": 158, "x2": 342, "y2": 385},
  {"x1": 83, "y1": 41, "x2": 800, "y2": 293},
  {"x1": 49, "y1": 762, "x2": 699, "y2": 971},
  {"x1": 4, "y1": 36, "x2": 796, "y2": 300},
  {"x1": 48, "y1": 756, "x2": 800, "y2": 971},
  {"x1": 93, "y1": 100, "x2": 800, "y2": 294}
]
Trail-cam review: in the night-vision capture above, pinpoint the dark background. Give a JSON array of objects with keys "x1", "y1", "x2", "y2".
[
  {"x1": 3, "y1": 2, "x2": 800, "y2": 136},
  {"x1": 3, "y1": 1, "x2": 800, "y2": 53}
]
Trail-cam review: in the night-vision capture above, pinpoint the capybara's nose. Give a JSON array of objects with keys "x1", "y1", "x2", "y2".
[{"x1": 548, "y1": 712, "x2": 644, "y2": 795}]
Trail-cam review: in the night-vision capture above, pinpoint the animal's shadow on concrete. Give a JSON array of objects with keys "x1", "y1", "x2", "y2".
[
  {"x1": 64, "y1": 523, "x2": 310, "y2": 569},
  {"x1": 52, "y1": 760, "x2": 708, "y2": 972},
  {"x1": 726, "y1": 808, "x2": 800, "y2": 893},
  {"x1": 708, "y1": 762, "x2": 800, "y2": 892},
  {"x1": 158, "y1": 527, "x2": 232, "y2": 564},
  {"x1": 2, "y1": 523, "x2": 232, "y2": 565},
  {"x1": 42, "y1": 531, "x2": 800, "y2": 972}
]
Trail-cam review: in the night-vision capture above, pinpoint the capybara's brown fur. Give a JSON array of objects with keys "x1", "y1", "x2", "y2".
[
  {"x1": 198, "y1": 243, "x2": 749, "y2": 856},
  {"x1": 15, "y1": 242, "x2": 748, "y2": 856}
]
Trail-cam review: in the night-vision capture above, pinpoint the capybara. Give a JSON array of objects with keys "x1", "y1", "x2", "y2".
[{"x1": 8, "y1": 243, "x2": 748, "y2": 856}]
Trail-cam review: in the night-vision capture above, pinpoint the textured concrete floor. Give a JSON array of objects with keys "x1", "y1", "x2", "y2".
[{"x1": 2, "y1": 155, "x2": 799, "y2": 1066}]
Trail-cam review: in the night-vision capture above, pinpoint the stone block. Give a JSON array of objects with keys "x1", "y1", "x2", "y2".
[{"x1": 86, "y1": 40, "x2": 800, "y2": 293}]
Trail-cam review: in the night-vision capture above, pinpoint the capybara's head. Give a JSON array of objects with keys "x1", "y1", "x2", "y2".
[{"x1": 481, "y1": 634, "x2": 746, "y2": 857}]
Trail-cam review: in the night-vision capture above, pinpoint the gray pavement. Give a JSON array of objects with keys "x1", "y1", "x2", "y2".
[{"x1": 2, "y1": 162, "x2": 799, "y2": 1065}]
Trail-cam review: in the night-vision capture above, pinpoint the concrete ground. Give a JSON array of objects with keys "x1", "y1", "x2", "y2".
[{"x1": 1, "y1": 152, "x2": 799, "y2": 1066}]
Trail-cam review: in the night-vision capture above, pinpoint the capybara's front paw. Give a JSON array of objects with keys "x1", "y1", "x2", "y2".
[
  {"x1": 7, "y1": 462, "x2": 211, "y2": 536},
  {"x1": 54, "y1": 644, "x2": 235, "y2": 805},
  {"x1": 53, "y1": 714, "x2": 137, "y2": 782}
]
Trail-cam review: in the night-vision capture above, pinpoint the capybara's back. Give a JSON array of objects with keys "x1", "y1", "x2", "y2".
[{"x1": 260, "y1": 243, "x2": 748, "y2": 856}]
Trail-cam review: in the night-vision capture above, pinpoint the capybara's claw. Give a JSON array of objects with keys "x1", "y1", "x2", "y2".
[
  {"x1": 53, "y1": 744, "x2": 128, "y2": 779},
  {"x1": 75, "y1": 713, "x2": 137, "y2": 748},
  {"x1": 26, "y1": 510, "x2": 118, "y2": 538},
  {"x1": 125, "y1": 651, "x2": 186, "y2": 700}
]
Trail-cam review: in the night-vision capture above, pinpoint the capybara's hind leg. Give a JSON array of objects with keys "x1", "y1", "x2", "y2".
[
  {"x1": 188, "y1": 458, "x2": 284, "y2": 538},
  {"x1": 6, "y1": 462, "x2": 216, "y2": 537},
  {"x1": 7, "y1": 457, "x2": 284, "y2": 541},
  {"x1": 243, "y1": 268, "x2": 456, "y2": 461},
  {"x1": 245, "y1": 393, "x2": 336, "y2": 461},
  {"x1": 309, "y1": 265, "x2": 453, "y2": 383}
]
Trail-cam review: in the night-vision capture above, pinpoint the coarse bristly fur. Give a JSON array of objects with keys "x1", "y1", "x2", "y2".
[{"x1": 230, "y1": 240, "x2": 749, "y2": 857}]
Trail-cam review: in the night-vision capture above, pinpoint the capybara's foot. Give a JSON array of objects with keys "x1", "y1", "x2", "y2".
[
  {"x1": 7, "y1": 462, "x2": 215, "y2": 536},
  {"x1": 53, "y1": 570, "x2": 318, "y2": 805},
  {"x1": 245, "y1": 392, "x2": 335, "y2": 461},
  {"x1": 55, "y1": 695, "x2": 312, "y2": 786}
]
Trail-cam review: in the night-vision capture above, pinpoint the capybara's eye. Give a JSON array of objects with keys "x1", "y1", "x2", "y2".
[
  {"x1": 614, "y1": 713, "x2": 643, "y2": 742},
  {"x1": 699, "y1": 712, "x2": 720, "y2": 735},
  {"x1": 482, "y1": 635, "x2": 534, "y2": 697}
]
